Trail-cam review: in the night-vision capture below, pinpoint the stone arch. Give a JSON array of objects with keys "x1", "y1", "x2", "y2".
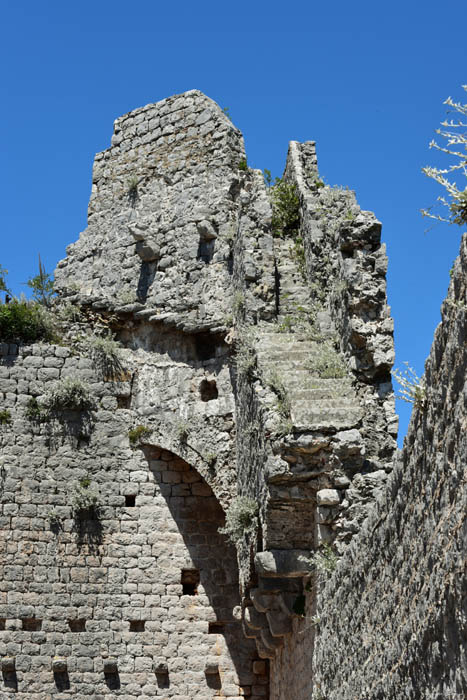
[{"x1": 138, "y1": 443, "x2": 269, "y2": 699}]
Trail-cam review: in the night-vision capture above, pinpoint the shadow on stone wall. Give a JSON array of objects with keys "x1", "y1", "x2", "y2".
[{"x1": 141, "y1": 444, "x2": 262, "y2": 694}]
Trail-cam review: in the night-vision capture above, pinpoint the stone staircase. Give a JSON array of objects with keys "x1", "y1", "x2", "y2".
[{"x1": 240, "y1": 237, "x2": 365, "y2": 659}]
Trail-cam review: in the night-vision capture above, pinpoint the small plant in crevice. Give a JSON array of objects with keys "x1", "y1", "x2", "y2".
[
  {"x1": 233, "y1": 290, "x2": 246, "y2": 320},
  {"x1": 81, "y1": 331, "x2": 124, "y2": 380},
  {"x1": 307, "y1": 343, "x2": 347, "y2": 379},
  {"x1": 0, "y1": 409, "x2": 11, "y2": 425},
  {"x1": 221, "y1": 106, "x2": 231, "y2": 119},
  {"x1": 24, "y1": 396, "x2": 49, "y2": 423},
  {"x1": 127, "y1": 176, "x2": 139, "y2": 206},
  {"x1": 71, "y1": 478, "x2": 99, "y2": 515},
  {"x1": 271, "y1": 178, "x2": 300, "y2": 238},
  {"x1": 392, "y1": 363, "x2": 426, "y2": 409},
  {"x1": 128, "y1": 424, "x2": 152, "y2": 447},
  {"x1": 289, "y1": 234, "x2": 306, "y2": 279},
  {"x1": 47, "y1": 509, "x2": 62, "y2": 532},
  {"x1": 267, "y1": 370, "x2": 291, "y2": 419},
  {"x1": 235, "y1": 326, "x2": 256, "y2": 378},
  {"x1": 204, "y1": 452, "x2": 217, "y2": 470},
  {"x1": 238, "y1": 158, "x2": 248, "y2": 172},
  {"x1": 219, "y1": 496, "x2": 258, "y2": 544},
  {"x1": 263, "y1": 168, "x2": 272, "y2": 188},
  {"x1": 58, "y1": 303, "x2": 83, "y2": 323},
  {"x1": 175, "y1": 420, "x2": 189, "y2": 443},
  {"x1": 42, "y1": 377, "x2": 95, "y2": 413},
  {"x1": 300, "y1": 543, "x2": 338, "y2": 584}
]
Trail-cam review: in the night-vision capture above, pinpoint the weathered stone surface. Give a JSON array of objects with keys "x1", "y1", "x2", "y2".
[
  {"x1": 1, "y1": 90, "x2": 462, "y2": 700},
  {"x1": 255, "y1": 551, "x2": 311, "y2": 578}
]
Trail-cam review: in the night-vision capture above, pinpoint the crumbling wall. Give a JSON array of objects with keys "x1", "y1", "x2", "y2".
[{"x1": 285, "y1": 233, "x2": 466, "y2": 700}]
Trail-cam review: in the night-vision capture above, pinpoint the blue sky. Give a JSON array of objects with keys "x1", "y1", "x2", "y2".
[{"x1": 1, "y1": 1, "x2": 466, "y2": 445}]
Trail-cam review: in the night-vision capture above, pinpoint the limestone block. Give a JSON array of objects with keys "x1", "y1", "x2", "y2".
[
  {"x1": 254, "y1": 550, "x2": 311, "y2": 578},
  {"x1": 52, "y1": 657, "x2": 67, "y2": 672},
  {"x1": 316, "y1": 489, "x2": 340, "y2": 506}
]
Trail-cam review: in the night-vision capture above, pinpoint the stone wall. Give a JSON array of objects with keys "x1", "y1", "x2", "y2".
[
  {"x1": 1, "y1": 90, "x2": 464, "y2": 699},
  {"x1": 292, "y1": 233, "x2": 465, "y2": 700},
  {"x1": 0, "y1": 342, "x2": 266, "y2": 698}
]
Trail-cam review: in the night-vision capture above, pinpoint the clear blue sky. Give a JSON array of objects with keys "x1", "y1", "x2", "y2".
[{"x1": 1, "y1": 1, "x2": 466, "y2": 445}]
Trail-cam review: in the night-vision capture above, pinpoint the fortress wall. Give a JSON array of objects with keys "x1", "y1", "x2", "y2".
[
  {"x1": 305, "y1": 234, "x2": 466, "y2": 699},
  {"x1": 0, "y1": 341, "x2": 265, "y2": 699}
]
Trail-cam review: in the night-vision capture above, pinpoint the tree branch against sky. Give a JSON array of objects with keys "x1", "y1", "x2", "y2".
[{"x1": 422, "y1": 86, "x2": 467, "y2": 228}]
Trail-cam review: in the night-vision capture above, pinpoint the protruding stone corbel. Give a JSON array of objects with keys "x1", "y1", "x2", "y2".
[
  {"x1": 1, "y1": 657, "x2": 15, "y2": 672},
  {"x1": 154, "y1": 660, "x2": 168, "y2": 675},
  {"x1": 52, "y1": 658, "x2": 68, "y2": 673},
  {"x1": 103, "y1": 659, "x2": 118, "y2": 674}
]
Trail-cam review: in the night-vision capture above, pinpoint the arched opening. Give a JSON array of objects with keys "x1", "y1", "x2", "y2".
[{"x1": 135, "y1": 444, "x2": 269, "y2": 698}]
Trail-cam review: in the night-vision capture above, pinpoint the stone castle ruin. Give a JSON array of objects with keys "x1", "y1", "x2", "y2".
[{"x1": 0, "y1": 90, "x2": 465, "y2": 699}]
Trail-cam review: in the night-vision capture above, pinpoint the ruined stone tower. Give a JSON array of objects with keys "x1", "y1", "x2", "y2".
[{"x1": 0, "y1": 91, "x2": 465, "y2": 699}]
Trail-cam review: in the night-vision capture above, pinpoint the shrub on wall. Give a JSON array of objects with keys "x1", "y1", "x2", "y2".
[
  {"x1": 219, "y1": 497, "x2": 258, "y2": 544},
  {"x1": 0, "y1": 299, "x2": 56, "y2": 344},
  {"x1": 42, "y1": 377, "x2": 95, "y2": 412},
  {"x1": 271, "y1": 179, "x2": 300, "y2": 238}
]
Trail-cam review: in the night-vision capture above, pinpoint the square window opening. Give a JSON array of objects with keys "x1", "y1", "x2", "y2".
[
  {"x1": 125, "y1": 495, "x2": 136, "y2": 507},
  {"x1": 181, "y1": 569, "x2": 200, "y2": 595},
  {"x1": 129, "y1": 620, "x2": 145, "y2": 632}
]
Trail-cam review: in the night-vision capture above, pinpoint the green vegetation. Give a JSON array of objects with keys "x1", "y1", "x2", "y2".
[
  {"x1": 25, "y1": 396, "x2": 48, "y2": 423},
  {"x1": 26, "y1": 255, "x2": 55, "y2": 307},
  {"x1": 42, "y1": 377, "x2": 95, "y2": 412},
  {"x1": 81, "y1": 332, "x2": 123, "y2": 380},
  {"x1": 0, "y1": 298, "x2": 56, "y2": 344},
  {"x1": 271, "y1": 179, "x2": 300, "y2": 238},
  {"x1": 267, "y1": 370, "x2": 291, "y2": 418},
  {"x1": 307, "y1": 342, "x2": 347, "y2": 379},
  {"x1": 221, "y1": 106, "x2": 231, "y2": 119},
  {"x1": 175, "y1": 419, "x2": 189, "y2": 443},
  {"x1": 238, "y1": 158, "x2": 248, "y2": 172},
  {"x1": 0, "y1": 409, "x2": 12, "y2": 425},
  {"x1": 72, "y1": 479, "x2": 99, "y2": 514},
  {"x1": 0, "y1": 265, "x2": 10, "y2": 294},
  {"x1": 128, "y1": 424, "x2": 152, "y2": 446},
  {"x1": 235, "y1": 326, "x2": 256, "y2": 377},
  {"x1": 219, "y1": 496, "x2": 258, "y2": 544}
]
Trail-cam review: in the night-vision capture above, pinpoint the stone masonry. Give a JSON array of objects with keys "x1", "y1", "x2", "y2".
[{"x1": 0, "y1": 90, "x2": 465, "y2": 699}]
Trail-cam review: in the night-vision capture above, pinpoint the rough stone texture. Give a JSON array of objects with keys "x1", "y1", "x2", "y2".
[
  {"x1": 271, "y1": 234, "x2": 467, "y2": 700},
  {"x1": 0, "y1": 343, "x2": 266, "y2": 698},
  {"x1": 1, "y1": 90, "x2": 464, "y2": 699}
]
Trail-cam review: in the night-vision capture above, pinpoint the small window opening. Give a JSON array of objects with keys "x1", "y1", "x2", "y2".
[
  {"x1": 117, "y1": 395, "x2": 131, "y2": 409},
  {"x1": 181, "y1": 569, "x2": 200, "y2": 595},
  {"x1": 208, "y1": 621, "x2": 225, "y2": 634},
  {"x1": 22, "y1": 618, "x2": 42, "y2": 631},
  {"x1": 129, "y1": 620, "x2": 145, "y2": 632},
  {"x1": 199, "y1": 379, "x2": 218, "y2": 402},
  {"x1": 125, "y1": 495, "x2": 136, "y2": 507},
  {"x1": 197, "y1": 239, "x2": 215, "y2": 264},
  {"x1": 0, "y1": 618, "x2": 5, "y2": 631},
  {"x1": 68, "y1": 619, "x2": 86, "y2": 632}
]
